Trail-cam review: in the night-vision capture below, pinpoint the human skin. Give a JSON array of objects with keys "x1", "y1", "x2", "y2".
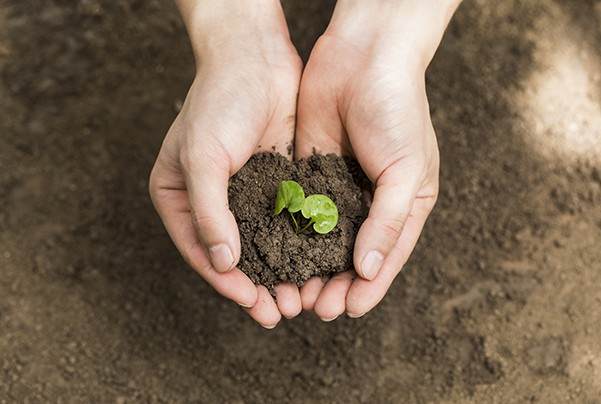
[
  {"x1": 295, "y1": 0, "x2": 462, "y2": 320},
  {"x1": 150, "y1": 0, "x2": 462, "y2": 328},
  {"x1": 149, "y1": 0, "x2": 303, "y2": 328}
]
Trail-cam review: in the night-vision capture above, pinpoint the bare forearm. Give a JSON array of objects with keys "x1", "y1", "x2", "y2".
[
  {"x1": 174, "y1": 0, "x2": 292, "y2": 64},
  {"x1": 327, "y1": 0, "x2": 462, "y2": 70}
]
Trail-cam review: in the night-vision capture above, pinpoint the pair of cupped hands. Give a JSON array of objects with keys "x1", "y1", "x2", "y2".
[{"x1": 150, "y1": 0, "x2": 459, "y2": 328}]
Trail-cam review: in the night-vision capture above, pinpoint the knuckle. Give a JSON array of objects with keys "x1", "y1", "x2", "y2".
[
  {"x1": 181, "y1": 239, "x2": 200, "y2": 267},
  {"x1": 181, "y1": 251, "x2": 193, "y2": 267},
  {"x1": 148, "y1": 165, "x2": 163, "y2": 196},
  {"x1": 148, "y1": 169, "x2": 167, "y2": 209},
  {"x1": 416, "y1": 192, "x2": 439, "y2": 219},
  {"x1": 181, "y1": 240, "x2": 211, "y2": 274},
  {"x1": 179, "y1": 147, "x2": 194, "y2": 172},
  {"x1": 191, "y1": 210, "x2": 218, "y2": 233},
  {"x1": 427, "y1": 195, "x2": 438, "y2": 212},
  {"x1": 378, "y1": 216, "x2": 406, "y2": 239},
  {"x1": 179, "y1": 142, "x2": 230, "y2": 176}
]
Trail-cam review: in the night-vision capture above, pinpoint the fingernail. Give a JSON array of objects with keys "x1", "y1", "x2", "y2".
[
  {"x1": 320, "y1": 316, "x2": 338, "y2": 322},
  {"x1": 262, "y1": 323, "x2": 277, "y2": 330},
  {"x1": 238, "y1": 302, "x2": 254, "y2": 309},
  {"x1": 347, "y1": 312, "x2": 366, "y2": 319},
  {"x1": 208, "y1": 243, "x2": 234, "y2": 273},
  {"x1": 361, "y1": 250, "x2": 384, "y2": 280}
]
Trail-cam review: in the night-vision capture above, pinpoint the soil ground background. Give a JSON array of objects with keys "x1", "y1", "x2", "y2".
[{"x1": 1, "y1": 1, "x2": 601, "y2": 402}]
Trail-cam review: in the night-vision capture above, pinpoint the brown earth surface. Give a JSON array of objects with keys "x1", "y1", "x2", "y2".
[{"x1": 1, "y1": 0, "x2": 601, "y2": 402}]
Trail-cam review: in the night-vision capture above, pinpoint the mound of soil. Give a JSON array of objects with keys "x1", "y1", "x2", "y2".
[{"x1": 228, "y1": 152, "x2": 370, "y2": 291}]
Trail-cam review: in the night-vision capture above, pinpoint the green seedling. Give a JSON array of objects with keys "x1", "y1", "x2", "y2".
[
  {"x1": 274, "y1": 180, "x2": 305, "y2": 232},
  {"x1": 300, "y1": 194, "x2": 339, "y2": 234},
  {"x1": 274, "y1": 181, "x2": 339, "y2": 234}
]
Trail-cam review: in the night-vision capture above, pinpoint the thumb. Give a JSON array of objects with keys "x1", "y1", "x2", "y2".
[
  {"x1": 353, "y1": 160, "x2": 422, "y2": 280},
  {"x1": 182, "y1": 151, "x2": 241, "y2": 274}
]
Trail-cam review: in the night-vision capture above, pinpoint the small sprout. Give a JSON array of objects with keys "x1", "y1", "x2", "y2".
[
  {"x1": 274, "y1": 180, "x2": 339, "y2": 234},
  {"x1": 300, "y1": 195, "x2": 339, "y2": 234},
  {"x1": 274, "y1": 180, "x2": 305, "y2": 232},
  {"x1": 275, "y1": 180, "x2": 305, "y2": 215}
]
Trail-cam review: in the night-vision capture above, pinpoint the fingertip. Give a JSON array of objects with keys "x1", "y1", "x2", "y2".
[
  {"x1": 235, "y1": 283, "x2": 258, "y2": 308},
  {"x1": 274, "y1": 283, "x2": 302, "y2": 319},
  {"x1": 345, "y1": 275, "x2": 388, "y2": 316},
  {"x1": 300, "y1": 276, "x2": 327, "y2": 311},
  {"x1": 313, "y1": 272, "x2": 355, "y2": 321},
  {"x1": 208, "y1": 243, "x2": 235, "y2": 273},
  {"x1": 186, "y1": 163, "x2": 241, "y2": 274},
  {"x1": 358, "y1": 250, "x2": 384, "y2": 281},
  {"x1": 353, "y1": 218, "x2": 397, "y2": 277},
  {"x1": 314, "y1": 302, "x2": 344, "y2": 323},
  {"x1": 353, "y1": 169, "x2": 418, "y2": 281},
  {"x1": 244, "y1": 286, "x2": 282, "y2": 329},
  {"x1": 203, "y1": 210, "x2": 241, "y2": 274},
  {"x1": 227, "y1": 270, "x2": 259, "y2": 308}
]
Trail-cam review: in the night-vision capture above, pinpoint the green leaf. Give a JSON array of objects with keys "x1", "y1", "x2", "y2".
[
  {"x1": 274, "y1": 180, "x2": 305, "y2": 215},
  {"x1": 301, "y1": 194, "x2": 339, "y2": 234}
]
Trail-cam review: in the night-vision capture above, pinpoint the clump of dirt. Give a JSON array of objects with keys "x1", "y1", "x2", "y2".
[{"x1": 228, "y1": 152, "x2": 370, "y2": 291}]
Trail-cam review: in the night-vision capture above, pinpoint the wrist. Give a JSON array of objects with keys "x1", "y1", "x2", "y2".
[
  {"x1": 176, "y1": 0, "x2": 294, "y2": 66},
  {"x1": 326, "y1": 0, "x2": 462, "y2": 70}
]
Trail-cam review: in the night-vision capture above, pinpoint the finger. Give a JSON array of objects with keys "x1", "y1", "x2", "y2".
[
  {"x1": 313, "y1": 271, "x2": 356, "y2": 322},
  {"x1": 149, "y1": 168, "x2": 258, "y2": 307},
  {"x1": 353, "y1": 161, "x2": 422, "y2": 281},
  {"x1": 346, "y1": 203, "x2": 430, "y2": 316},
  {"x1": 294, "y1": 64, "x2": 349, "y2": 159},
  {"x1": 253, "y1": 49, "x2": 302, "y2": 159},
  {"x1": 255, "y1": 103, "x2": 298, "y2": 160},
  {"x1": 299, "y1": 276, "x2": 328, "y2": 311},
  {"x1": 244, "y1": 286, "x2": 282, "y2": 329},
  {"x1": 181, "y1": 150, "x2": 241, "y2": 274},
  {"x1": 274, "y1": 283, "x2": 302, "y2": 319}
]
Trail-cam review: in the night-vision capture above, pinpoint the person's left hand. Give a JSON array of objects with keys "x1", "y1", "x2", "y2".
[{"x1": 294, "y1": 0, "x2": 459, "y2": 320}]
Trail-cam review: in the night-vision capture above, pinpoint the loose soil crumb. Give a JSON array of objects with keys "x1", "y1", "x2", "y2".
[{"x1": 228, "y1": 152, "x2": 369, "y2": 291}]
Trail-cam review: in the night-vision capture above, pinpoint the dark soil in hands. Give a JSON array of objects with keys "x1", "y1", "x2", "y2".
[{"x1": 228, "y1": 152, "x2": 370, "y2": 291}]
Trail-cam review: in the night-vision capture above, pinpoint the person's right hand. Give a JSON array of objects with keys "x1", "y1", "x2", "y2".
[{"x1": 149, "y1": 0, "x2": 303, "y2": 328}]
